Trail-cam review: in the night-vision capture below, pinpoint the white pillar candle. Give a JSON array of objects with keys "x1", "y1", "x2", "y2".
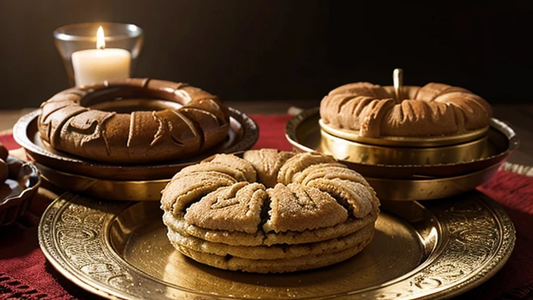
[{"x1": 71, "y1": 26, "x2": 131, "y2": 87}]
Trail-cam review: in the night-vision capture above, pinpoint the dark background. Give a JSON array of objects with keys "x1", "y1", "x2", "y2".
[{"x1": 0, "y1": 0, "x2": 531, "y2": 109}]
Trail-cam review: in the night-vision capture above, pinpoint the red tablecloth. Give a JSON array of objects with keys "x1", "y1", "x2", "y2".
[{"x1": 1, "y1": 114, "x2": 532, "y2": 300}]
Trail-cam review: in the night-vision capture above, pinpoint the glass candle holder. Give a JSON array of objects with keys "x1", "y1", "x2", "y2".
[{"x1": 53, "y1": 22, "x2": 144, "y2": 87}]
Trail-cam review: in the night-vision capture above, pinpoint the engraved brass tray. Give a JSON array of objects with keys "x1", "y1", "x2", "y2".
[
  {"x1": 39, "y1": 192, "x2": 515, "y2": 299},
  {"x1": 13, "y1": 107, "x2": 258, "y2": 181}
]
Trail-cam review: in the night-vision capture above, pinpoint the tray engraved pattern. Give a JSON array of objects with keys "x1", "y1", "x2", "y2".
[{"x1": 38, "y1": 192, "x2": 515, "y2": 300}]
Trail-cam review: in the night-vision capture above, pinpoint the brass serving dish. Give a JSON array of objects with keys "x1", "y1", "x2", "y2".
[
  {"x1": 13, "y1": 107, "x2": 257, "y2": 201},
  {"x1": 320, "y1": 120, "x2": 490, "y2": 165},
  {"x1": 285, "y1": 108, "x2": 518, "y2": 200},
  {"x1": 39, "y1": 191, "x2": 515, "y2": 299},
  {"x1": 287, "y1": 108, "x2": 517, "y2": 178},
  {"x1": 13, "y1": 107, "x2": 258, "y2": 181}
]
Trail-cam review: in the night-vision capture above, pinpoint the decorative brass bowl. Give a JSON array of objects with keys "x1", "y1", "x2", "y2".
[
  {"x1": 285, "y1": 108, "x2": 518, "y2": 200},
  {"x1": 0, "y1": 156, "x2": 41, "y2": 226}
]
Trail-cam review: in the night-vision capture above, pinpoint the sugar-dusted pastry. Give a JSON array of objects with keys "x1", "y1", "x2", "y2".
[{"x1": 161, "y1": 149, "x2": 380, "y2": 273}]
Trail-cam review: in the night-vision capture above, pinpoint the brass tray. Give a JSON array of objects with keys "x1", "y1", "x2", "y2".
[
  {"x1": 286, "y1": 108, "x2": 518, "y2": 179},
  {"x1": 13, "y1": 107, "x2": 258, "y2": 181},
  {"x1": 39, "y1": 192, "x2": 515, "y2": 299}
]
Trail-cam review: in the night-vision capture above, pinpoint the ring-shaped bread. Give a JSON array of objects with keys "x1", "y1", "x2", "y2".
[
  {"x1": 37, "y1": 78, "x2": 230, "y2": 164},
  {"x1": 320, "y1": 82, "x2": 493, "y2": 138}
]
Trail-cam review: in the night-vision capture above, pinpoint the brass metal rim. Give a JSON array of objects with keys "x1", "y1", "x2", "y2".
[
  {"x1": 36, "y1": 162, "x2": 167, "y2": 201},
  {"x1": 319, "y1": 119, "x2": 490, "y2": 147},
  {"x1": 365, "y1": 162, "x2": 501, "y2": 201}
]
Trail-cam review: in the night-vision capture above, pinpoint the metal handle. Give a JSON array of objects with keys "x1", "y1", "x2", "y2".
[{"x1": 393, "y1": 68, "x2": 404, "y2": 103}]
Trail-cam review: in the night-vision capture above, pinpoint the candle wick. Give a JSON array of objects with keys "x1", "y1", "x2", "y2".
[{"x1": 98, "y1": 45, "x2": 105, "y2": 50}]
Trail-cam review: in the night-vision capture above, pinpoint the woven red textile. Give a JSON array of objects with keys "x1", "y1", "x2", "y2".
[
  {"x1": 0, "y1": 132, "x2": 17, "y2": 151},
  {"x1": 250, "y1": 114, "x2": 293, "y2": 151}
]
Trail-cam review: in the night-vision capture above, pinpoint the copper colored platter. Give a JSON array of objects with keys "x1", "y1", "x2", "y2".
[
  {"x1": 13, "y1": 107, "x2": 258, "y2": 181},
  {"x1": 39, "y1": 191, "x2": 515, "y2": 299},
  {"x1": 285, "y1": 108, "x2": 518, "y2": 180}
]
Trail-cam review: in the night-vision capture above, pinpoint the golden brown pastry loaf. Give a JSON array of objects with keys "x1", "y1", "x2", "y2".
[
  {"x1": 37, "y1": 78, "x2": 230, "y2": 164},
  {"x1": 161, "y1": 149, "x2": 380, "y2": 273},
  {"x1": 320, "y1": 82, "x2": 493, "y2": 138}
]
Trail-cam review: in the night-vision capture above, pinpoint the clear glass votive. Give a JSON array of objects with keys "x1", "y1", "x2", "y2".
[{"x1": 53, "y1": 22, "x2": 144, "y2": 87}]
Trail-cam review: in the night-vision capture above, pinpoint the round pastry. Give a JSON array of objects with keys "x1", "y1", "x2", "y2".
[
  {"x1": 37, "y1": 78, "x2": 230, "y2": 164},
  {"x1": 161, "y1": 149, "x2": 380, "y2": 273},
  {"x1": 320, "y1": 82, "x2": 493, "y2": 138}
]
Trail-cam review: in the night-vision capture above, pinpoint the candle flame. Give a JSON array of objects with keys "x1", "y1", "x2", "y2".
[{"x1": 96, "y1": 26, "x2": 105, "y2": 50}]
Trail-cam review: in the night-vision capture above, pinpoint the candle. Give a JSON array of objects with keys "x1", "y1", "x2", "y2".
[{"x1": 71, "y1": 26, "x2": 131, "y2": 87}]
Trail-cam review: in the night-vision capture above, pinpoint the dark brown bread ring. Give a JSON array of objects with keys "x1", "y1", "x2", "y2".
[
  {"x1": 320, "y1": 82, "x2": 492, "y2": 138},
  {"x1": 37, "y1": 78, "x2": 230, "y2": 164}
]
